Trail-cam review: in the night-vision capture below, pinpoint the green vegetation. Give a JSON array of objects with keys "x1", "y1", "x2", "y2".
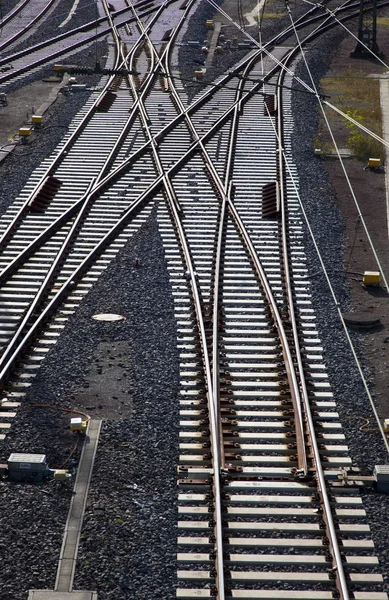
[
  {"x1": 319, "y1": 67, "x2": 384, "y2": 162},
  {"x1": 344, "y1": 108, "x2": 384, "y2": 162}
]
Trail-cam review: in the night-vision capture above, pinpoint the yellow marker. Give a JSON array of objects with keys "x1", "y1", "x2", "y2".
[{"x1": 363, "y1": 271, "x2": 381, "y2": 286}]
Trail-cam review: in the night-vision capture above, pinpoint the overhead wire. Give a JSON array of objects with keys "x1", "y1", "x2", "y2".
[{"x1": 263, "y1": 92, "x2": 389, "y2": 451}]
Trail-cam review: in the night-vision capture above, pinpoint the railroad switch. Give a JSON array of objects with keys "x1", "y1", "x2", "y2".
[
  {"x1": 19, "y1": 127, "x2": 31, "y2": 143},
  {"x1": 31, "y1": 115, "x2": 43, "y2": 128},
  {"x1": 337, "y1": 465, "x2": 389, "y2": 493}
]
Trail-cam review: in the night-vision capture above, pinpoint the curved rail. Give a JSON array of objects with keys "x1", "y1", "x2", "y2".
[
  {"x1": 0, "y1": 0, "x2": 57, "y2": 56},
  {"x1": 275, "y1": 43, "x2": 350, "y2": 600}
]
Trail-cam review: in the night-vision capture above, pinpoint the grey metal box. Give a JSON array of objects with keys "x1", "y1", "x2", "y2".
[{"x1": 8, "y1": 453, "x2": 47, "y2": 472}]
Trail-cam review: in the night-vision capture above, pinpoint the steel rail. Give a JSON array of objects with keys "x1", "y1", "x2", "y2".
[
  {"x1": 0, "y1": 0, "x2": 31, "y2": 28},
  {"x1": 0, "y1": 4, "x2": 197, "y2": 375},
  {"x1": 0, "y1": 42, "x2": 306, "y2": 404},
  {"x1": 164, "y1": 192, "x2": 225, "y2": 600},
  {"x1": 0, "y1": 0, "x2": 160, "y2": 70},
  {"x1": 161, "y1": 7, "x2": 378, "y2": 591},
  {"x1": 0, "y1": 3, "x2": 168, "y2": 88},
  {"x1": 0, "y1": 51, "x2": 285, "y2": 294},
  {"x1": 0, "y1": 179, "x2": 95, "y2": 371},
  {"x1": 160, "y1": 23, "x2": 320, "y2": 591},
  {"x1": 0, "y1": 5, "x2": 382, "y2": 600},
  {"x1": 0, "y1": 0, "x2": 371, "y2": 383},
  {"x1": 212, "y1": 191, "x2": 227, "y2": 470},
  {"x1": 219, "y1": 10, "x2": 357, "y2": 593},
  {"x1": 0, "y1": 10, "x2": 377, "y2": 596},
  {"x1": 0, "y1": 0, "x2": 57, "y2": 56},
  {"x1": 225, "y1": 194, "x2": 309, "y2": 462},
  {"x1": 0, "y1": 0, "x2": 343, "y2": 253},
  {"x1": 0, "y1": 171, "x2": 165, "y2": 388},
  {"x1": 0, "y1": 0, "x2": 136, "y2": 368},
  {"x1": 125, "y1": 0, "x2": 185, "y2": 215},
  {"x1": 0, "y1": 4, "x2": 226, "y2": 594},
  {"x1": 0, "y1": 1, "x2": 189, "y2": 284},
  {"x1": 64, "y1": 0, "x2": 378, "y2": 211},
  {"x1": 220, "y1": 51, "x2": 309, "y2": 475},
  {"x1": 1, "y1": 0, "x2": 341, "y2": 298},
  {"x1": 0, "y1": 0, "x2": 198, "y2": 370},
  {"x1": 160, "y1": 22, "x2": 310, "y2": 479}
]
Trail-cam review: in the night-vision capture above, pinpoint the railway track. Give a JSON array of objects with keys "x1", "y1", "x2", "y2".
[
  {"x1": 0, "y1": 1, "x2": 388, "y2": 599},
  {"x1": 0, "y1": 0, "x2": 164, "y2": 89}
]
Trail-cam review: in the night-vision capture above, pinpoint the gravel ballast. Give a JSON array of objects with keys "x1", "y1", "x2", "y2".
[
  {"x1": 1, "y1": 210, "x2": 179, "y2": 600},
  {"x1": 290, "y1": 26, "x2": 389, "y2": 592}
]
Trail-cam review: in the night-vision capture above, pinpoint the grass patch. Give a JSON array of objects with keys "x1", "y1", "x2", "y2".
[{"x1": 319, "y1": 67, "x2": 384, "y2": 161}]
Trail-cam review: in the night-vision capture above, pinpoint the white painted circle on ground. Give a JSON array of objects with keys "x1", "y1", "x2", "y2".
[{"x1": 92, "y1": 313, "x2": 126, "y2": 322}]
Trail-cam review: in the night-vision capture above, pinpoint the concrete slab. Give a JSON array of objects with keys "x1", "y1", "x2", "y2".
[
  {"x1": 28, "y1": 592, "x2": 97, "y2": 600},
  {"x1": 29, "y1": 422, "x2": 101, "y2": 600}
]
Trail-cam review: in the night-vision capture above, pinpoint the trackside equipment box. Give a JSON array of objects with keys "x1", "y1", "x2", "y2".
[
  {"x1": 7, "y1": 453, "x2": 48, "y2": 482},
  {"x1": 374, "y1": 465, "x2": 389, "y2": 493}
]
